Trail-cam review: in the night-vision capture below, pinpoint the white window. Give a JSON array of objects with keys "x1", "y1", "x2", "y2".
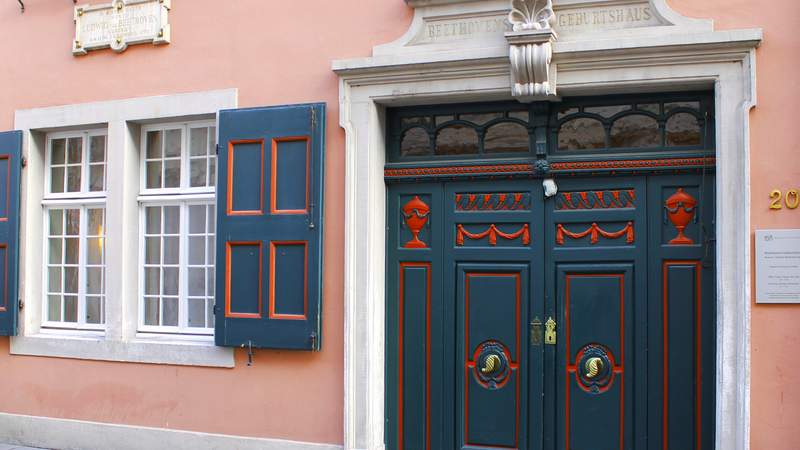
[
  {"x1": 43, "y1": 131, "x2": 107, "y2": 329},
  {"x1": 139, "y1": 122, "x2": 216, "y2": 334}
]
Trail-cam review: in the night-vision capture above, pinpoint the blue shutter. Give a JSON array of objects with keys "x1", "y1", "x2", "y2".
[
  {"x1": 215, "y1": 104, "x2": 325, "y2": 350},
  {"x1": 0, "y1": 131, "x2": 21, "y2": 336}
]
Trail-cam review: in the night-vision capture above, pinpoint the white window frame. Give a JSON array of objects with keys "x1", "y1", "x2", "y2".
[
  {"x1": 12, "y1": 89, "x2": 237, "y2": 367},
  {"x1": 44, "y1": 130, "x2": 108, "y2": 199},
  {"x1": 137, "y1": 121, "x2": 216, "y2": 335},
  {"x1": 139, "y1": 121, "x2": 216, "y2": 195},
  {"x1": 41, "y1": 130, "x2": 108, "y2": 331},
  {"x1": 41, "y1": 200, "x2": 107, "y2": 331}
]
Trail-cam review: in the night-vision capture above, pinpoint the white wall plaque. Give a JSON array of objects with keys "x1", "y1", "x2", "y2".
[
  {"x1": 73, "y1": 0, "x2": 171, "y2": 56},
  {"x1": 756, "y1": 229, "x2": 800, "y2": 303}
]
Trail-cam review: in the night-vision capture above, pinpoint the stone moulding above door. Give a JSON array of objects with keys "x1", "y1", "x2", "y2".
[{"x1": 333, "y1": 1, "x2": 760, "y2": 449}]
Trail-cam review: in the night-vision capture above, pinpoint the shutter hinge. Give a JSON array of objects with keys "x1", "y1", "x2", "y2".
[
  {"x1": 213, "y1": 304, "x2": 221, "y2": 315},
  {"x1": 21, "y1": 157, "x2": 27, "y2": 168},
  {"x1": 18, "y1": 300, "x2": 24, "y2": 311},
  {"x1": 310, "y1": 331, "x2": 317, "y2": 349},
  {"x1": 215, "y1": 143, "x2": 220, "y2": 155}
]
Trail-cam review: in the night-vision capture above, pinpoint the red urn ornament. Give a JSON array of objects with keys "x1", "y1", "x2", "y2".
[
  {"x1": 664, "y1": 187, "x2": 697, "y2": 245},
  {"x1": 402, "y1": 195, "x2": 430, "y2": 249}
]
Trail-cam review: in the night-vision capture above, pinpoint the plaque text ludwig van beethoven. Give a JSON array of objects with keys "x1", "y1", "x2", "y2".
[{"x1": 73, "y1": 0, "x2": 170, "y2": 55}]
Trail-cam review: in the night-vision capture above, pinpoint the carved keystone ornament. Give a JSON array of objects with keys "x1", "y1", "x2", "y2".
[{"x1": 506, "y1": 0, "x2": 558, "y2": 101}]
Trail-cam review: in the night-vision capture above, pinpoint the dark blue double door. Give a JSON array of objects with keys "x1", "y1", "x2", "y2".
[{"x1": 387, "y1": 173, "x2": 715, "y2": 450}]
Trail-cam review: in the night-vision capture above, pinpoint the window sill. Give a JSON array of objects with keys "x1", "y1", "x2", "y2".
[{"x1": 9, "y1": 332, "x2": 234, "y2": 368}]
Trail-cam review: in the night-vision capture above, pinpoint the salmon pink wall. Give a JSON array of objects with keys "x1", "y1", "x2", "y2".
[
  {"x1": 0, "y1": 0, "x2": 798, "y2": 446},
  {"x1": 667, "y1": 0, "x2": 800, "y2": 448},
  {"x1": 0, "y1": 0, "x2": 412, "y2": 444}
]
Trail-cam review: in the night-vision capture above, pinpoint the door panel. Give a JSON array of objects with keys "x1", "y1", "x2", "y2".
[
  {"x1": 557, "y1": 264, "x2": 634, "y2": 450},
  {"x1": 457, "y1": 264, "x2": 528, "y2": 449}
]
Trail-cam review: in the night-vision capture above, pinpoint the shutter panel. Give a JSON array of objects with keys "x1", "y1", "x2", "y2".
[
  {"x1": 0, "y1": 131, "x2": 21, "y2": 336},
  {"x1": 215, "y1": 104, "x2": 325, "y2": 350}
]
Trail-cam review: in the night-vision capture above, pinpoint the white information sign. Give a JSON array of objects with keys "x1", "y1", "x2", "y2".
[
  {"x1": 756, "y1": 229, "x2": 800, "y2": 303},
  {"x1": 73, "y1": 0, "x2": 170, "y2": 56}
]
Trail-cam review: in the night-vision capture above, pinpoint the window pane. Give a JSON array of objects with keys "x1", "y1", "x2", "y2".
[
  {"x1": 49, "y1": 210, "x2": 63, "y2": 235},
  {"x1": 163, "y1": 237, "x2": 179, "y2": 265},
  {"x1": 144, "y1": 297, "x2": 160, "y2": 325},
  {"x1": 190, "y1": 128, "x2": 208, "y2": 156},
  {"x1": 163, "y1": 267, "x2": 179, "y2": 295},
  {"x1": 207, "y1": 236, "x2": 215, "y2": 265},
  {"x1": 90, "y1": 135, "x2": 106, "y2": 162},
  {"x1": 64, "y1": 296, "x2": 78, "y2": 323},
  {"x1": 208, "y1": 206, "x2": 215, "y2": 233},
  {"x1": 48, "y1": 295, "x2": 62, "y2": 322},
  {"x1": 146, "y1": 161, "x2": 162, "y2": 189},
  {"x1": 162, "y1": 297, "x2": 179, "y2": 326},
  {"x1": 145, "y1": 237, "x2": 161, "y2": 264},
  {"x1": 86, "y1": 267, "x2": 103, "y2": 295},
  {"x1": 146, "y1": 131, "x2": 162, "y2": 159},
  {"x1": 66, "y1": 166, "x2": 81, "y2": 192},
  {"x1": 51, "y1": 139, "x2": 66, "y2": 164},
  {"x1": 484, "y1": 122, "x2": 529, "y2": 153},
  {"x1": 86, "y1": 297, "x2": 103, "y2": 324},
  {"x1": 435, "y1": 125, "x2": 479, "y2": 155},
  {"x1": 666, "y1": 113, "x2": 702, "y2": 146},
  {"x1": 208, "y1": 158, "x2": 216, "y2": 187},
  {"x1": 188, "y1": 237, "x2": 205, "y2": 265},
  {"x1": 145, "y1": 207, "x2": 161, "y2": 234},
  {"x1": 558, "y1": 118, "x2": 605, "y2": 150},
  {"x1": 64, "y1": 238, "x2": 79, "y2": 265},
  {"x1": 144, "y1": 268, "x2": 160, "y2": 295},
  {"x1": 48, "y1": 267, "x2": 61, "y2": 293},
  {"x1": 206, "y1": 269, "x2": 215, "y2": 296},
  {"x1": 460, "y1": 112, "x2": 502, "y2": 124},
  {"x1": 400, "y1": 127, "x2": 430, "y2": 156},
  {"x1": 64, "y1": 267, "x2": 79, "y2": 293},
  {"x1": 609, "y1": 114, "x2": 660, "y2": 148},
  {"x1": 188, "y1": 205, "x2": 206, "y2": 234},
  {"x1": 187, "y1": 299, "x2": 206, "y2": 328},
  {"x1": 87, "y1": 209, "x2": 104, "y2": 236},
  {"x1": 164, "y1": 129, "x2": 181, "y2": 158},
  {"x1": 87, "y1": 238, "x2": 103, "y2": 265},
  {"x1": 66, "y1": 209, "x2": 80, "y2": 235},
  {"x1": 164, "y1": 206, "x2": 179, "y2": 234},
  {"x1": 188, "y1": 268, "x2": 205, "y2": 296},
  {"x1": 89, "y1": 165, "x2": 105, "y2": 191},
  {"x1": 67, "y1": 138, "x2": 82, "y2": 164},
  {"x1": 164, "y1": 159, "x2": 180, "y2": 188},
  {"x1": 48, "y1": 239, "x2": 62, "y2": 264},
  {"x1": 190, "y1": 159, "x2": 207, "y2": 187},
  {"x1": 207, "y1": 300, "x2": 214, "y2": 327},
  {"x1": 584, "y1": 105, "x2": 631, "y2": 117},
  {"x1": 50, "y1": 167, "x2": 65, "y2": 193}
]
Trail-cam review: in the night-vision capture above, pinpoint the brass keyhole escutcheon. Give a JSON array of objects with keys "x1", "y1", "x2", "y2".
[
  {"x1": 585, "y1": 357, "x2": 604, "y2": 379},
  {"x1": 481, "y1": 354, "x2": 501, "y2": 374}
]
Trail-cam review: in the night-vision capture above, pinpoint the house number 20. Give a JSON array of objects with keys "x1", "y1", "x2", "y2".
[{"x1": 770, "y1": 189, "x2": 800, "y2": 210}]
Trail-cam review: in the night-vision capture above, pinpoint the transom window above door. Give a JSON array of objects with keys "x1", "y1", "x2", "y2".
[{"x1": 385, "y1": 92, "x2": 714, "y2": 164}]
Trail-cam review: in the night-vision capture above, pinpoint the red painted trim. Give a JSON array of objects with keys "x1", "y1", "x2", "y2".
[
  {"x1": 456, "y1": 223, "x2": 530, "y2": 246},
  {"x1": 556, "y1": 222, "x2": 634, "y2": 245},
  {"x1": 271, "y1": 136, "x2": 311, "y2": 215},
  {"x1": 464, "y1": 272, "x2": 521, "y2": 449},
  {"x1": 227, "y1": 139, "x2": 265, "y2": 216},
  {"x1": 662, "y1": 260, "x2": 703, "y2": 450},
  {"x1": 565, "y1": 273, "x2": 625, "y2": 450},
  {"x1": 384, "y1": 157, "x2": 715, "y2": 178},
  {"x1": 397, "y1": 262, "x2": 431, "y2": 450},
  {"x1": 0, "y1": 244, "x2": 7, "y2": 312},
  {"x1": 224, "y1": 241, "x2": 263, "y2": 319},
  {"x1": 269, "y1": 241, "x2": 308, "y2": 320},
  {"x1": 0, "y1": 155, "x2": 10, "y2": 222}
]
